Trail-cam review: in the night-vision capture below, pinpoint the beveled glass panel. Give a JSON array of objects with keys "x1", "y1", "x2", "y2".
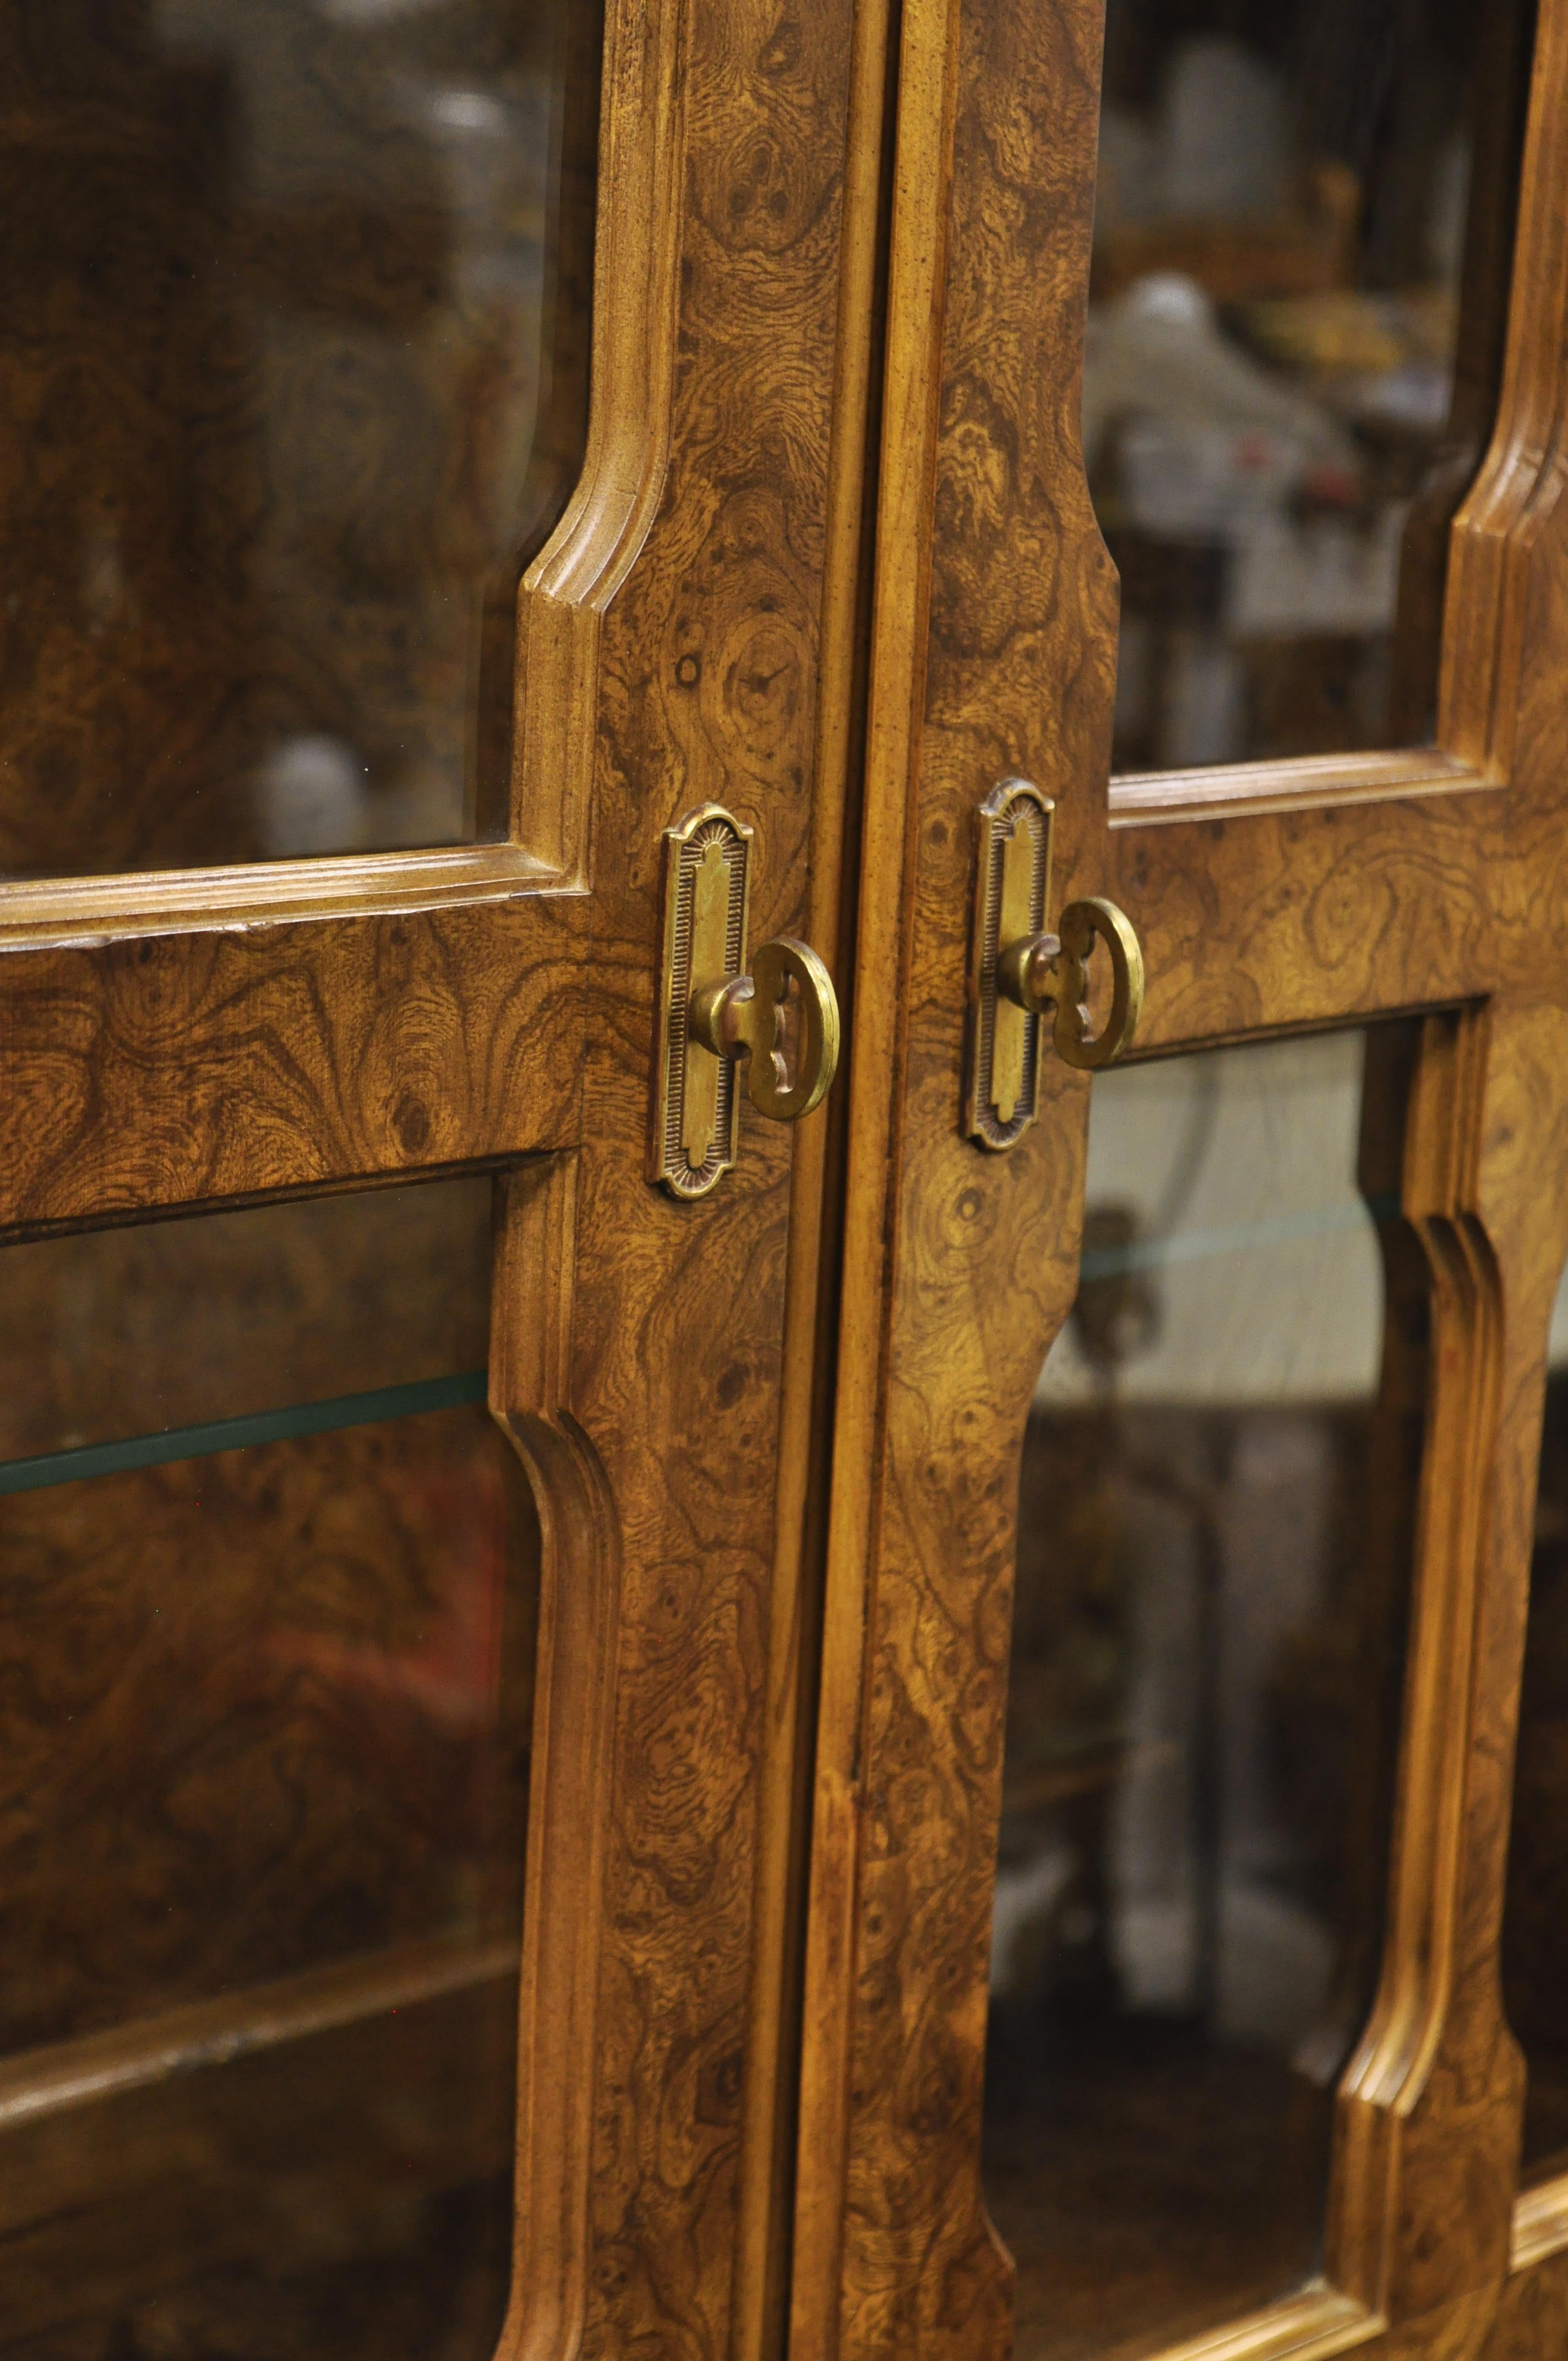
[
  {"x1": 1090, "y1": 0, "x2": 1533, "y2": 770},
  {"x1": 983, "y1": 1027, "x2": 1424, "y2": 2360},
  {"x1": 0, "y1": 1176, "x2": 537, "y2": 2356},
  {"x1": 1502, "y1": 1261, "x2": 1568, "y2": 2183},
  {"x1": 0, "y1": 0, "x2": 597, "y2": 875}
]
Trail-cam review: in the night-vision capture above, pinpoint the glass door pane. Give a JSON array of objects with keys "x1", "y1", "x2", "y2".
[
  {"x1": 0, "y1": 1176, "x2": 537, "y2": 2357},
  {"x1": 0, "y1": 0, "x2": 598, "y2": 874},
  {"x1": 984, "y1": 1027, "x2": 1424, "y2": 2359},
  {"x1": 1090, "y1": 0, "x2": 1533, "y2": 769}
]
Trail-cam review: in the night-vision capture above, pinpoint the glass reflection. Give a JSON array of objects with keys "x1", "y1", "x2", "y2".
[
  {"x1": 1090, "y1": 0, "x2": 1533, "y2": 770},
  {"x1": 0, "y1": 1178, "x2": 493, "y2": 1461},
  {"x1": 0, "y1": 0, "x2": 598, "y2": 874},
  {"x1": 1503, "y1": 1263, "x2": 1568, "y2": 2182},
  {"x1": 984, "y1": 1027, "x2": 1423, "y2": 2360},
  {"x1": 0, "y1": 1176, "x2": 536, "y2": 2355}
]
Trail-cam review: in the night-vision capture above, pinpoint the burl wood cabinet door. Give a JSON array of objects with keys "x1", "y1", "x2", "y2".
[
  {"x1": 789, "y1": 0, "x2": 1568, "y2": 2358},
  {"x1": 0, "y1": 1, "x2": 870, "y2": 2354}
]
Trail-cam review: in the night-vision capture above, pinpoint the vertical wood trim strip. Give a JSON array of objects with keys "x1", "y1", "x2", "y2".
[
  {"x1": 489, "y1": 1154, "x2": 622, "y2": 2361},
  {"x1": 507, "y1": 0, "x2": 861, "y2": 2333},
  {"x1": 789, "y1": 3, "x2": 965, "y2": 2353},
  {"x1": 512, "y1": 0, "x2": 692, "y2": 879},
  {"x1": 1440, "y1": 0, "x2": 1568, "y2": 779},
  {"x1": 1327, "y1": 1002, "x2": 1568, "y2": 2325},
  {"x1": 1330, "y1": 1015, "x2": 1515, "y2": 2313},
  {"x1": 730, "y1": 0, "x2": 898, "y2": 2353}
]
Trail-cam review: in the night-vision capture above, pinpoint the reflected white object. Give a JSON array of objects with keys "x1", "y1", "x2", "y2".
[
  {"x1": 1230, "y1": 505, "x2": 1406, "y2": 640},
  {"x1": 1429, "y1": 130, "x2": 1473, "y2": 286},
  {"x1": 317, "y1": 0, "x2": 442, "y2": 23},
  {"x1": 1109, "y1": 1479, "x2": 1202, "y2": 2008},
  {"x1": 1083, "y1": 276, "x2": 1352, "y2": 496},
  {"x1": 255, "y1": 735, "x2": 373, "y2": 858},
  {"x1": 1221, "y1": 1414, "x2": 1335, "y2": 1881},
  {"x1": 1213, "y1": 1885, "x2": 1335, "y2": 2046},
  {"x1": 1096, "y1": 104, "x2": 1159, "y2": 234},
  {"x1": 1158, "y1": 36, "x2": 1290, "y2": 222},
  {"x1": 1118, "y1": 413, "x2": 1299, "y2": 540},
  {"x1": 1119, "y1": 270, "x2": 1210, "y2": 331},
  {"x1": 1093, "y1": 36, "x2": 1291, "y2": 236},
  {"x1": 990, "y1": 1847, "x2": 1076, "y2": 1996},
  {"x1": 426, "y1": 88, "x2": 515, "y2": 140},
  {"x1": 1038, "y1": 1031, "x2": 1382, "y2": 1407},
  {"x1": 1113, "y1": 1899, "x2": 1198, "y2": 2015},
  {"x1": 1347, "y1": 360, "x2": 1453, "y2": 436},
  {"x1": 1082, "y1": 277, "x2": 1400, "y2": 663},
  {"x1": 1550, "y1": 1265, "x2": 1568, "y2": 1370},
  {"x1": 1159, "y1": 634, "x2": 1246, "y2": 766},
  {"x1": 1102, "y1": 1407, "x2": 1341, "y2": 2034}
]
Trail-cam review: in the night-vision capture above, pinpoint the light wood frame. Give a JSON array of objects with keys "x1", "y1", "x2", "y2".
[
  {"x1": 788, "y1": 0, "x2": 1568, "y2": 2355},
  {"x1": 0, "y1": 0, "x2": 876, "y2": 2354}
]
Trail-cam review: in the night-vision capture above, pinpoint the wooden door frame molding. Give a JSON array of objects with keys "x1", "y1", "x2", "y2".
[
  {"x1": 0, "y1": 0, "x2": 692, "y2": 1225},
  {"x1": 514, "y1": 0, "x2": 688, "y2": 887},
  {"x1": 493, "y1": 1150, "x2": 620, "y2": 2361},
  {"x1": 0, "y1": 0, "x2": 691, "y2": 1222},
  {"x1": 792, "y1": 0, "x2": 1568, "y2": 2355},
  {"x1": 0, "y1": 0, "x2": 867, "y2": 2355}
]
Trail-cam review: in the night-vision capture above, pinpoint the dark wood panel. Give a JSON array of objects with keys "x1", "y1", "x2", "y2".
[
  {"x1": 0, "y1": 1176, "x2": 492, "y2": 1458},
  {"x1": 0, "y1": 890, "x2": 587, "y2": 1228}
]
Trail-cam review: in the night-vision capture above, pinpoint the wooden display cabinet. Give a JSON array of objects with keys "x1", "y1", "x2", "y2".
[{"x1": 5, "y1": 1, "x2": 1568, "y2": 2358}]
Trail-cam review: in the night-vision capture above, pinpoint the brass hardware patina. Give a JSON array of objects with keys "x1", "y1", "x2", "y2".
[
  {"x1": 651, "y1": 803, "x2": 841, "y2": 1198},
  {"x1": 964, "y1": 777, "x2": 1144, "y2": 1150}
]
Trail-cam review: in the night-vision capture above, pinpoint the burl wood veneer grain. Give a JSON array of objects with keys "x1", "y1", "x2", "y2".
[
  {"x1": 793, "y1": 0, "x2": 1113, "y2": 2349},
  {"x1": 0, "y1": 894, "x2": 589, "y2": 1231},
  {"x1": 0, "y1": 2, "x2": 864, "y2": 2357},
  {"x1": 791, "y1": 0, "x2": 1568, "y2": 2354},
  {"x1": 484, "y1": 0, "x2": 864, "y2": 2354}
]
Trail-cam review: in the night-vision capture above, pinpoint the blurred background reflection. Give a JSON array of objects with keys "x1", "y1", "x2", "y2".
[
  {"x1": 0, "y1": 1179, "x2": 537, "y2": 2357},
  {"x1": 0, "y1": 0, "x2": 597, "y2": 874},
  {"x1": 1088, "y1": 0, "x2": 1533, "y2": 770},
  {"x1": 984, "y1": 1027, "x2": 1427, "y2": 2361}
]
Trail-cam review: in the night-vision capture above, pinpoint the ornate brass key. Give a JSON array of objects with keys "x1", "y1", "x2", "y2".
[
  {"x1": 963, "y1": 776, "x2": 1144, "y2": 1150},
  {"x1": 650, "y1": 803, "x2": 841, "y2": 1198}
]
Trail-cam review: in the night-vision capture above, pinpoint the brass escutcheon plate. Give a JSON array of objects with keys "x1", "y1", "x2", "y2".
[
  {"x1": 649, "y1": 802, "x2": 753, "y2": 1198},
  {"x1": 963, "y1": 777, "x2": 1055, "y2": 1150}
]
